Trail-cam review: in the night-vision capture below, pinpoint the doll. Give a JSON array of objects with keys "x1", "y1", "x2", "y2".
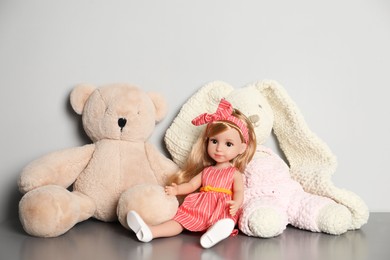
[{"x1": 127, "y1": 99, "x2": 256, "y2": 248}]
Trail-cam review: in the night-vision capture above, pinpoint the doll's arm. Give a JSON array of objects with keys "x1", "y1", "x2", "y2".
[
  {"x1": 228, "y1": 171, "x2": 244, "y2": 216},
  {"x1": 165, "y1": 173, "x2": 202, "y2": 196},
  {"x1": 18, "y1": 144, "x2": 95, "y2": 193},
  {"x1": 144, "y1": 142, "x2": 179, "y2": 186}
]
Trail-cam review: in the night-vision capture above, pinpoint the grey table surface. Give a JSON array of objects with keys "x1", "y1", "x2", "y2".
[{"x1": 1, "y1": 212, "x2": 389, "y2": 260}]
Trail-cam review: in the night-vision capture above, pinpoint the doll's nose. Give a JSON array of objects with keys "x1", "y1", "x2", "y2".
[{"x1": 118, "y1": 118, "x2": 127, "y2": 130}]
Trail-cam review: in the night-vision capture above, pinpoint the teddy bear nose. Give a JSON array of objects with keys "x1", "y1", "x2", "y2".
[{"x1": 118, "y1": 118, "x2": 127, "y2": 130}]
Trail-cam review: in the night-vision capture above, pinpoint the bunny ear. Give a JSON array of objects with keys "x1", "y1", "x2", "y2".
[
  {"x1": 256, "y1": 80, "x2": 369, "y2": 229},
  {"x1": 256, "y1": 80, "x2": 337, "y2": 171},
  {"x1": 164, "y1": 81, "x2": 234, "y2": 168}
]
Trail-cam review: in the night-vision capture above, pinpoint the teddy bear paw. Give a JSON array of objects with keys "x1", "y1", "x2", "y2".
[
  {"x1": 248, "y1": 207, "x2": 286, "y2": 238},
  {"x1": 317, "y1": 203, "x2": 352, "y2": 235},
  {"x1": 19, "y1": 185, "x2": 92, "y2": 237},
  {"x1": 117, "y1": 184, "x2": 179, "y2": 228}
]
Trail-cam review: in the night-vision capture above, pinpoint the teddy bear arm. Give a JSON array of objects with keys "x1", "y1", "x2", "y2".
[
  {"x1": 18, "y1": 144, "x2": 95, "y2": 193},
  {"x1": 144, "y1": 143, "x2": 179, "y2": 186}
]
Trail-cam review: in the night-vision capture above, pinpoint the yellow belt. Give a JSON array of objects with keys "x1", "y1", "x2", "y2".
[{"x1": 200, "y1": 185, "x2": 232, "y2": 195}]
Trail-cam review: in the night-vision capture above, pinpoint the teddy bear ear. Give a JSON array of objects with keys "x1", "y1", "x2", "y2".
[
  {"x1": 147, "y1": 92, "x2": 168, "y2": 122},
  {"x1": 70, "y1": 83, "x2": 96, "y2": 115}
]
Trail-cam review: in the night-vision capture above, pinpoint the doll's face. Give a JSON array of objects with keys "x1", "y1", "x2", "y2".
[{"x1": 207, "y1": 127, "x2": 247, "y2": 165}]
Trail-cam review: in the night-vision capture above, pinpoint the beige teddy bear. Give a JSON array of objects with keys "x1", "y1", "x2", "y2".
[
  {"x1": 165, "y1": 80, "x2": 369, "y2": 237},
  {"x1": 18, "y1": 83, "x2": 179, "y2": 237}
]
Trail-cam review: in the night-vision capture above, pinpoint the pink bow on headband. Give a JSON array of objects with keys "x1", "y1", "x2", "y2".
[{"x1": 191, "y1": 99, "x2": 249, "y2": 143}]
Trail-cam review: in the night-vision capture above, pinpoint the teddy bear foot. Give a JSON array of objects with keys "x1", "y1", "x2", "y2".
[
  {"x1": 19, "y1": 185, "x2": 95, "y2": 237},
  {"x1": 117, "y1": 184, "x2": 179, "y2": 229},
  {"x1": 317, "y1": 203, "x2": 352, "y2": 235},
  {"x1": 248, "y1": 207, "x2": 287, "y2": 238}
]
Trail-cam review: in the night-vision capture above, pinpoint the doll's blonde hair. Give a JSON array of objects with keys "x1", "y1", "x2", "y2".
[{"x1": 170, "y1": 108, "x2": 256, "y2": 185}]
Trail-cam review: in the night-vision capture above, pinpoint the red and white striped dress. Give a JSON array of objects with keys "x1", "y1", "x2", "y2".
[{"x1": 173, "y1": 166, "x2": 240, "y2": 233}]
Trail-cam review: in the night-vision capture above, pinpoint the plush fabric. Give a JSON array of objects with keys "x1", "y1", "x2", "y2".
[
  {"x1": 18, "y1": 83, "x2": 179, "y2": 237},
  {"x1": 164, "y1": 80, "x2": 368, "y2": 237}
]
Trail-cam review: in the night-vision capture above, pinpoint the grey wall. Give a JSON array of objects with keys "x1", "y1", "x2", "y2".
[{"x1": 1, "y1": 0, "x2": 389, "y2": 223}]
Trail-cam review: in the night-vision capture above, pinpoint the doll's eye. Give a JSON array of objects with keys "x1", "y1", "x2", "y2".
[
  {"x1": 226, "y1": 142, "x2": 234, "y2": 147},
  {"x1": 210, "y1": 139, "x2": 218, "y2": 144}
]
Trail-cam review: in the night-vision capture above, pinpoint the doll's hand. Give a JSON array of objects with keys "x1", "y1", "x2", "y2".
[
  {"x1": 165, "y1": 183, "x2": 178, "y2": 196},
  {"x1": 227, "y1": 200, "x2": 240, "y2": 217}
]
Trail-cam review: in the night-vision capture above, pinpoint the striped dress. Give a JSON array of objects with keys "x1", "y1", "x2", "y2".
[{"x1": 173, "y1": 166, "x2": 240, "y2": 233}]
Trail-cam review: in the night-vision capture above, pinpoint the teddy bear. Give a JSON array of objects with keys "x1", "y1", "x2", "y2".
[
  {"x1": 164, "y1": 80, "x2": 369, "y2": 238},
  {"x1": 18, "y1": 83, "x2": 179, "y2": 237}
]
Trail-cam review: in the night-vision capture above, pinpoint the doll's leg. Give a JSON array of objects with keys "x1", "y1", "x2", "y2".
[
  {"x1": 151, "y1": 220, "x2": 183, "y2": 238},
  {"x1": 127, "y1": 211, "x2": 183, "y2": 242},
  {"x1": 200, "y1": 218, "x2": 235, "y2": 248}
]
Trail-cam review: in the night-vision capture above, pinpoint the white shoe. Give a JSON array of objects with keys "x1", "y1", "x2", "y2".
[
  {"x1": 127, "y1": 211, "x2": 153, "y2": 242},
  {"x1": 200, "y1": 218, "x2": 235, "y2": 248}
]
